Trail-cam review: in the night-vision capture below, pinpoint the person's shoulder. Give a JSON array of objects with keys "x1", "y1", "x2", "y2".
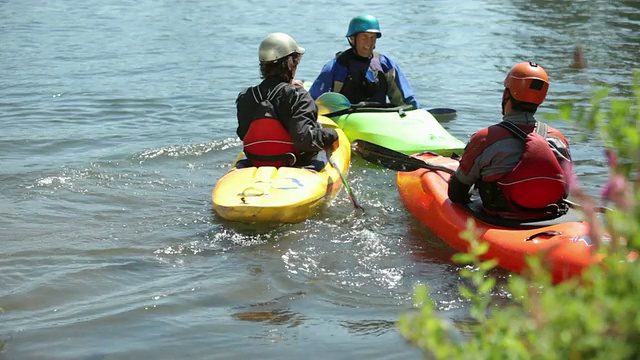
[
  {"x1": 279, "y1": 82, "x2": 300, "y2": 92},
  {"x1": 476, "y1": 124, "x2": 499, "y2": 136},
  {"x1": 470, "y1": 124, "x2": 512, "y2": 143},
  {"x1": 376, "y1": 51, "x2": 396, "y2": 62},
  {"x1": 376, "y1": 52, "x2": 399, "y2": 69},
  {"x1": 236, "y1": 86, "x2": 253, "y2": 102},
  {"x1": 376, "y1": 50, "x2": 392, "y2": 59},
  {"x1": 280, "y1": 83, "x2": 313, "y2": 98},
  {"x1": 545, "y1": 124, "x2": 566, "y2": 136},
  {"x1": 545, "y1": 124, "x2": 571, "y2": 144},
  {"x1": 333, "y1": 49, "x2": 352, "y2": 67}
]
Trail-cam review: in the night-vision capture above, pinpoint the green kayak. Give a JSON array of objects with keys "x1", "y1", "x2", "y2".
[{"x1": 315, "y1": 92, "x2": 465, "y2": 156}]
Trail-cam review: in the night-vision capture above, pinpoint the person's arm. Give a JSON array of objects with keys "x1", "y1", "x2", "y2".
[
  {"x1": 308, "y1": 59, "x2": 338, "y2": 100},
  {"x1": 281, "y1": 86, "x2": 338, "y2": 151},
  {"x1": 547, "y1": 127, "x2": 573, "y2": 196},
  {"x1": 448, "y1": 173, "x2": 472, "y2": 204},
  {"x1": 447, "y1": 132, "x2": 488, "y2": 204},
  {"x1": 235, "y1": 88, "x2": 250, "y2": 139},
  {"x1": 547, "y1": 129, "x2": 572, "y2": 164},
  {"x1": 381, "y1": 55, "x2": 420, "y2": 108}
]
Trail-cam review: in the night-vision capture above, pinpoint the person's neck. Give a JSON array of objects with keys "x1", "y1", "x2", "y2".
[
  {"x1": 503, "y1": 111, "x2": 537, "y2": 124},
  {"x1": 352, "y1": 48, "x2": 372, "y2": 59}
]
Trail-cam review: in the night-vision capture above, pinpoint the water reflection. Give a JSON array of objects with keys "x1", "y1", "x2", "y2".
[
  {"x1": 231, "y1": 309, "x2": 305, "y2": 327},
  {"x1": 230, "y1": 291, "x2": 306, "y2": 328},
  {"x1": 340, "y1": 320, "x2": 396, "y2": 336}
]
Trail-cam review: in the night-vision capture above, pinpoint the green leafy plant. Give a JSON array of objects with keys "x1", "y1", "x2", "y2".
[{"x1": 399, "y1": 71, "x2": 640, "y2": 359}]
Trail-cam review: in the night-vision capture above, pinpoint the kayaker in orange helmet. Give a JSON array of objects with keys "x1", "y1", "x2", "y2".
[
  {"x1": 308, "y1": 15, "x2": 420, "y2": 109},
  {"x1": 448, "y1": 62, "x2": 573, "y2": 221},
  {"x1": 236, "y1": 33, "x2": 339, "y2": 170}
]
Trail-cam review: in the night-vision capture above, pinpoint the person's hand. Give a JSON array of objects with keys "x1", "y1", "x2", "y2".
[
  {"x1": 327, "y1": 139, "x2": 339, "y2": 153},
  {"x1": 291, "y1": 79, "x2": 304, "y2": 86}
]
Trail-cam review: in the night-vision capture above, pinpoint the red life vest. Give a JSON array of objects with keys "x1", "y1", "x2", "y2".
[
  {"x1": 494, "y1": 121, "x2": 567, "y2": 219},
  {"x1": 242, "y1": 83, "x2": 301, "y2": 167}
]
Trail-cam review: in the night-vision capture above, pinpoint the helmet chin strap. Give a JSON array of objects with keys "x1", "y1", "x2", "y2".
[{"x1": 502, "y1": 89, "x2": 512, "y2": 115}]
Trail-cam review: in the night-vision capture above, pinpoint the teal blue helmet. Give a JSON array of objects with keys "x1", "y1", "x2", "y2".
[{"x1": 345, "y1": 15, "x2": 382, "y2": 38}]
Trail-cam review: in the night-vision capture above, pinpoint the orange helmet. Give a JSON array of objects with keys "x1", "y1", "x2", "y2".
[{"x1": 504, "y1": 62, "x2": 549, "y2": 105}]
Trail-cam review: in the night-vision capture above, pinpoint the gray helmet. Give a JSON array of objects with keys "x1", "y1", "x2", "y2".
[{"x1": 258, "y1": 32, "x2": 305, "y2": 63}]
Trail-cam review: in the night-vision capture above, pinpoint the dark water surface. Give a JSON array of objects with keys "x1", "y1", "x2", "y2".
[{"x1": 2, "y1": 0, "x2": 639, "y2": 358}]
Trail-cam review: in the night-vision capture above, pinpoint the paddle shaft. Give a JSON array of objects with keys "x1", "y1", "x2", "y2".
[
  {"x1": 426, "y1": 107, "x2": 457, "y2": 116},
  {"x1": 352, "y1": 139, "x2": 456, "y2": 174},
  {"x1": 352, "y1": 139, "x2": 611, "y2": 213},
  {"x1": 316, "y1": 92, "x2": 455, "y2": 117},
  {"x1": 327, "y1": 151, "x2": 364, "y2": 212},
  {"x1": 324, "y1": 105, "x2": 456, "y2": 119}
]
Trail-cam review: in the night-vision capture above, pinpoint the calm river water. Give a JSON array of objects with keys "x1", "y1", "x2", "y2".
[{"x1": 1, "y1": 0, "x2": 639, "y2": 359}]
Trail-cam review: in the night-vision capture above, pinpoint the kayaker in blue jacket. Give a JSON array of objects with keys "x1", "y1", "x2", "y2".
[{"x1": 308, "y1": 15, "x2": 421, "y2": 109}]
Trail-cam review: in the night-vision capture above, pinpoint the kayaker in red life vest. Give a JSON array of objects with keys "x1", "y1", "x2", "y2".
[
  {"x1": 308, "y1": 15, "x2": 421, "y2": 109},
  {"x1": 448, "y1": 62, "x2": 573, "y2": 221},
  {"x1": 236, "y1": 33, "x2": 339, "y2": 170}
]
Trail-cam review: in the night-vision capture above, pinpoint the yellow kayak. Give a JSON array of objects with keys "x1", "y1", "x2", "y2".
[{"x1": 212, "y1": 116, "x2": 351, "y2": 223}]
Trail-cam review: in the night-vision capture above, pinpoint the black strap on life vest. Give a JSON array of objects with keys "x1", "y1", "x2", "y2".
[
  {"x1": 251, "y1": 82, "x2": 287, "y2": 108},
  {"x1": 496, "y1": 120, "x2": 547, "y2": 140},
  {"x1": 244, "y1": 82, "x2": 297, "y2": 166},
  {"x1": 243, "y1": 152, "x2": 297, "y2": 166},
  {"x1": 498, "y1": 120, "x2": 568, "y2": 162}
]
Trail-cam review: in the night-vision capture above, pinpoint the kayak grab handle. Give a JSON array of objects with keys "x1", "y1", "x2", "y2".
[
  {"x1": 525, "y1": 231, "x2": 562, "y2": 241},
  {"x1": 239, "y1": 186, "x2": 267, "y2": 204}
]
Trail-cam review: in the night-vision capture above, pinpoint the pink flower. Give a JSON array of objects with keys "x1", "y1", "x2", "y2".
[
  {"x1": 563, "y1": 161, "x2": 579, "y2": 193},
  {"x1": 602, "y1": 173, "x2": 634, "y2": 210},
  {"x1": 606, "y1": 149, "x2": 618, "y2": 169}
]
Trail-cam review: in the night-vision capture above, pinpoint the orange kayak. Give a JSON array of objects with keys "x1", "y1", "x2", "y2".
[{"x1": 396, "y1": 152, "x2": 602, "y2": 283}]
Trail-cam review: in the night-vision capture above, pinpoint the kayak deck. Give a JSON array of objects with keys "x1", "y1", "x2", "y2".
[
  {"x1": 212, "y1": 116, "x2": 350, "y2": 224},
  {"x1": 213, "y1": 166, "x2": 333, "y2": 223},
  {"x1": 330, "y1": 107, "x2": 465, "y2": 156}
]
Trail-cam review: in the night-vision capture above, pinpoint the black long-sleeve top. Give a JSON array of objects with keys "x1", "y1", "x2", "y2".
[{"x1": 236, "y1": 76, "x2": 338, "y2": 152}]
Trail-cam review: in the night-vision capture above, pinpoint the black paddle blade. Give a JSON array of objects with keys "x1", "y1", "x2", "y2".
[
  {"x1": 426, "y1": 108, "x2": 457, "y2": 116},
  {"x1": 351, "y1": 140, "x2": 431, "y2": 172},
  {"x1": 352, "y1": 140, "x2": 457, "y2": 175}
]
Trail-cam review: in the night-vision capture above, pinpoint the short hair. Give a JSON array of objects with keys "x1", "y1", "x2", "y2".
[{"x1": 259, "y1": 53, "x2": 301, "y2": 82}]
